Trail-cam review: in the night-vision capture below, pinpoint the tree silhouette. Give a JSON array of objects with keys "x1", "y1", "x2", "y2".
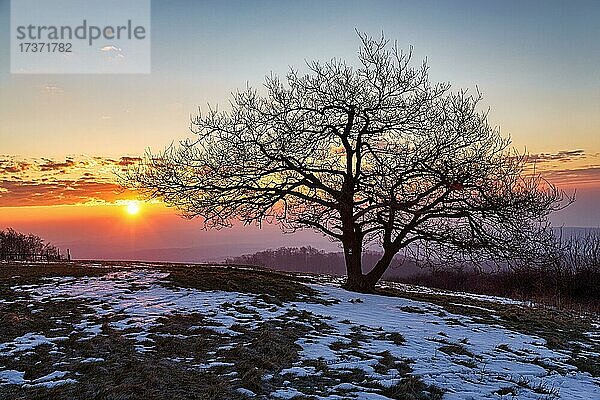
[
  {"x1": 0, "y1": 228, "x2": 60, "y2": 261},
  {"x1": 127, "y1": 33, "x2": 569, "y2": 292}
]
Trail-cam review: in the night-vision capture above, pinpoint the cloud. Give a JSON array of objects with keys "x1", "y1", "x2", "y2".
[
  {"x1": 526, "y1": 150, "x2": 586, "y2": 163},
  {"x1": 0, "y1": 156, "x2": 141, "y2": 207},
  {"x1": 100, "y1": 45, "x2": 125, "y2": 61},
  {"x1": 520, "y1": 149, "x2": 600, "y2": 186},
  {"x1": 117, "y1": 156, "x2": 142, "y2": 166},
  {"x1": 93, "y1": 156, "x2": 117, "y2": 165},
  {"x1": 100, "y1": 45, "x2": 122, "y2": 52},
  {"x1": 1, "y1": 153, "x2": 599, "y2": 207},
  {"x1": 0, "y1": 179, "x2": 132, "y2": 207},
  {"x1": 0, "y1": 159, "x2": 32, "y2": 174},
  {"x1": 541, "y1": 166, "x2": 600, "y2": 187},
  {"x1": 39, "y1": 158, "x2": 78, "y2": 171}
]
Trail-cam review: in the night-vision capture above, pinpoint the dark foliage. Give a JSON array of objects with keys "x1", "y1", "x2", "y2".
[
  {"x1": 226, "y1": 233, "x2": 600, "y2": 309},
  {"x1": 398, "y1": 230, "x2": 600, "y2": 309},
  {"x1": 0, "y1": 228, "x2": 61, "y2": 261},
  {"x1": 225, "y1": 246, "x2": 422, "y2": 278}
]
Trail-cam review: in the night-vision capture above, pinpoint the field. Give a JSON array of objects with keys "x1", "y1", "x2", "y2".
[{"x1": 1, "y1": 262, "x2": 599, "y2": 399}]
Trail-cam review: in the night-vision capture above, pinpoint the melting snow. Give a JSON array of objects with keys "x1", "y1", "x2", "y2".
[
  {"x1": 0, "y1": 370, "x2": 25, "y2": 385},
  {"x1": 1, "y1": 267, "x2": 598, "y2": 399}
]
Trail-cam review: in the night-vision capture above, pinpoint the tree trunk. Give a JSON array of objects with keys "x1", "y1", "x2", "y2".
[
  {"x1": 365, "y1": 249, "x2": 395, "y2": 289},
  {"x1": 343, "y1": 270, "x2": 374, "y2": 293},
  {"x1": 340, "y1": 198, "x2": 375, "y2": 293},
  {"x1": 340, "y1": 232, "x2": 375, "y2": 293}
]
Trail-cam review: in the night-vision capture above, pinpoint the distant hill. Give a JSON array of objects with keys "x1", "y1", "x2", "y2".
[
  {"x1": 55, "y1": 242, "x2": 272, "y2": 263},
  {"x1": 62, "y1": 227, "x2": 600, "y2": 269},
  {"x1": 553, "y1": 226, "x2": 600, "y2": 239},
  {"x1": 225, "y1": 246, "x2": 423, "y2": 279}
]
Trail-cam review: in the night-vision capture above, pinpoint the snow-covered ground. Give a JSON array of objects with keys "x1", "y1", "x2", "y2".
[{"x1": 1, "y1": 266, "x2": 599, "y2": 399}]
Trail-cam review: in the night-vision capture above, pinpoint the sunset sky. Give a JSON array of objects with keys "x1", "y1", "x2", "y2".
[{"x1": 1, "y1": 0, "x2": 599, "y2": 260}]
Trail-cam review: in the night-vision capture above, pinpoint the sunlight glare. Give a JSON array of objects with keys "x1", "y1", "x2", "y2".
[{"x1": 125, "y1": 201, "x2": 141, "y2": 215}]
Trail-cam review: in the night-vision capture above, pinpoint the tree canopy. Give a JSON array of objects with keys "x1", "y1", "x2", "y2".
[
  {"x1": 0, "y1": 228, "x2": 61, "y2": 261},
  {"x1": 127, "y1": 33, "x2": 569, "y2": 292}
]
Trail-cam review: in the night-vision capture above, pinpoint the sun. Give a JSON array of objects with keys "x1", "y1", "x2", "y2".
[{"x1": 124, "y1": 200, "x2": 141, "y2": 216}]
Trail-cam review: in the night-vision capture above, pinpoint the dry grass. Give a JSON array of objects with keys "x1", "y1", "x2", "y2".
[
  {"x1": 0, "y1": 313, "x2": 249, "y2": 399},
  {"x1": 1, "y1": 262, "x2": 376, "y2": 399},
  {"x1": 380, "y1": 375, "x2": 444, "y2": 400},
  {"x1": 292, "y1": 354, "x2": 443, "y2": 400},
  {"x1": 18, "y1": 262, "x2": 570, "y2": 398},
  {"x1": 437, "y1": 343, "x2": 475, "y2": 358},
  {"x1": 156, "y1": 263, "x2": 330, "y2": 305}
]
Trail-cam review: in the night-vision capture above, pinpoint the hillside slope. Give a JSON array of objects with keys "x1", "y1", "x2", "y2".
[{"x1": 1, "y1": 262, "x2": 599, "y2": 399}]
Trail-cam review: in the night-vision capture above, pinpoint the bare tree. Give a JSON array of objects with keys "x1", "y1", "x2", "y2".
[
  {"x1": 127, "y1": 33, "x2": 570, "y2": 292},
  {"x1": 0, "y1": 228, "x2": 61, "y2": 261}
]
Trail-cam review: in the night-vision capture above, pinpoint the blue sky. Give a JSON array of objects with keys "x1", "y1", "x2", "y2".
[{"x1": 1, "y1": 0, "x2": 599, "y2": 156}]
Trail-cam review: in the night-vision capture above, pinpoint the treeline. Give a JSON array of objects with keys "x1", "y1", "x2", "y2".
[
  {"x1": 224, "y1": 246, "x2": 421, "y2": 279},
  {"x1": 226, "y1": 246, "x2": 344, "y2": 275},
  {"x1": 389, "y1": 230, "x2": 600, "y2": 310},
  {"x1": 0, "y1": 228, "x2": 61, "y2": 261},
  {"x1": 225, "y1": 231, "x2": 600, "y2": 310}
]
